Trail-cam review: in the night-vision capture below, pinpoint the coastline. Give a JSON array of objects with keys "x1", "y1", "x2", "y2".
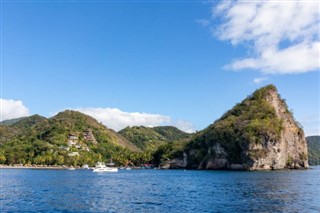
[{"x1": 0, "y1": 165, "x2": 80, "y2": 170}]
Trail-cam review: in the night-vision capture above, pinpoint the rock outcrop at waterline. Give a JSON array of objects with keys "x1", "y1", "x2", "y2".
[{"x1": 173, "y1": 85, "x2": 308, "y2": 170}]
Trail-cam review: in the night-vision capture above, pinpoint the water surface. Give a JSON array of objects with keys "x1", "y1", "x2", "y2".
[{"x1": 1, "y1": 167, "x2": 320, "y2": 212}]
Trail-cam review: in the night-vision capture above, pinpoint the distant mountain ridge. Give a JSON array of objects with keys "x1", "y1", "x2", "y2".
[
  {"x1": 0, "y1": 85, "x2": 313, "y2": 171},
  {"x1": 0, "y1": 110, "x2": 192, "y2": 166},
  {"x1": 0, "y1": 117, "x2": 26, "y2": 125},
  {"x1": 118, "y1": 126, "x2": 191, "y2": 151},
  {"x1": 307, "y1": 136, "x2": 320, "y2": 165}
]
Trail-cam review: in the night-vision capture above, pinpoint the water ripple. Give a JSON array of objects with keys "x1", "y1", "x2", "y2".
[{"x1": 0, "y1": 168, "x2": 320, "y2": 212}]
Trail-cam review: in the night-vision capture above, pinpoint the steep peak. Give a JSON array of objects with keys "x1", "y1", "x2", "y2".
[
  {"x1": 250, "y1": 84, "x2": 278, "y2": 101},
  {"x1": 218, "y1": 85, "x2": 280, "y2": 122},
  {"x1": 183, "y1": 84, "x2": 308, "y2": 170}
]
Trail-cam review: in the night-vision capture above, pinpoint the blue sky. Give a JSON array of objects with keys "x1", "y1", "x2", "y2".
[{"x1": 1, "y1": 1, "x2": 319, "y2": 135}]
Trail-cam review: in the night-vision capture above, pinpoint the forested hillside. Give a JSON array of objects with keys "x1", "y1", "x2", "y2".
[
  {"x1": 307, "y1": 136, "x2": 320, "y2": 165},
  {"x1": 119, "y1": 126, "x2": 191, "y2": 151}
]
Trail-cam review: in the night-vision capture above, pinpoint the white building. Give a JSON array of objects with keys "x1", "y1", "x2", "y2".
[{"x1": 68, "y1": 152, "x2": 79, "y2": 157}]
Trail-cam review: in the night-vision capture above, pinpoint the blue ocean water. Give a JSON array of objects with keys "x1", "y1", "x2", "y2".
[{"x1": 1, "y1": 167, "x2": 320, "y2": 213}]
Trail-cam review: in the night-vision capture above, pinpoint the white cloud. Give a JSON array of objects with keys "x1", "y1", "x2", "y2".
[
  {"x1": 76, "y1": 107, "x2": 170, "y2": 131},
  {"x1": 0, "y1": 99, "x2": 30, "y2": 121},
  {"x1": 212, "y1": 0, "x2": 320, "y2": 74},
  {"x1": 75, "y1": 107, "x2": 195, "y2": 133},
  {"x1": 298, "y1": 114, "x2": 320, "y2": 136},
  {"x1": 253, "y1": 77, "x2": 268, "y2": 84},
  {"x1": 173, "y1": 120, "x2": 196, "y2": 133}
]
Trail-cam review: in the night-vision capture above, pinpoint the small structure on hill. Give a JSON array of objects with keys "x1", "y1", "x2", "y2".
[
  {"x1": 68, "y1": 152, "x2": 79, "y2": 157},
  {"x1": 60, "y1": 132, "x2": 92, "y2": 155},
  {"x1": 83, "y1": 129, "x2": 97, "y2": 144},
  {"x1": 67, "y1": 134, "x2": 78, "y2": 146},
  {"x1": 60, "y1": 146, "x2": 70, "y2": 151}
]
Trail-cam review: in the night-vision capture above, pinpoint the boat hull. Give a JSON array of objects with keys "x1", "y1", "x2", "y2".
[{"x1": 92, "y1": 168, "x2": 118, "y2": 172}]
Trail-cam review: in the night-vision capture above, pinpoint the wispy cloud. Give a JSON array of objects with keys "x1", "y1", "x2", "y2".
[
  {"x1": 0, "y1": 99, "x2": 30, "y2": 121},
  {"x1": 253, "y1": 77, "x2": 269, "y2": 84},
  {"x1": 211, "y1": 0, "x2": 320, "y2": 74},
  {"x1": 74, "y1": 107, "x2": 196, "y2": 133},
  {"x1": 196, "y1": 19, "x2": 210, "y2": 27},
  {"x1": 173, "y1": 120, "x2": 196, "y2": 133},
  {"x1": 298, "y1": 114, "x2": 320, "y2": 136}
]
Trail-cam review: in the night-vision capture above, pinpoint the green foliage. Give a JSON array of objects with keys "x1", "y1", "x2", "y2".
[
  {"x1": 119, "y1": 126, "x2": 191, "y2": 151},
  {"x1": 119, "y1": 126, "x2": 163, "y2": 151},
  {"x1": 0, "y1": 150, "x2": 6, "y2": 164},
  {"x1": 152, "y1": 126, "x2": 190, "y2": 142},
  {"x1": 1, "y1": 85, "x2": 308, "y2": 170},
  {"x1": 286, "y1": 156, "x2": 293, "y2": 166},
  {"x1": 0, "y1": 117, "x2": 26, "y2": 125},
  {"x1": 307, "y1": 136, "x2": 320, "y2": 165},
  {"x1": 153, "y1": 139, "x2": 189, "y2": 166},
  {"x1": 0, "y1": 110, "x2": 150, "y2": 167},
  {"x1": 184, "y1": 84, "x2": 284, "y2": 165}
]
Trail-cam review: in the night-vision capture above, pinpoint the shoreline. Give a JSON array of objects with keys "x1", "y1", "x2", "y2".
[
  {"x1": 1, "y1": 164, "x2": 318, "y2": 171},
  {"x1": 0, "y1": 165, "x2": 80, "y2": 170}
]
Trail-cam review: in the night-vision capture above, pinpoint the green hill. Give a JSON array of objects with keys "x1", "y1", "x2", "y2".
[
  {"x1": 49, "y1": 110, "x2": 139, "y2": 151},
  {"x1": 154, "y1": 85, "x2": 309, "y2": 170},
  {"x1": 0, "y1": 117, "x2": 26, "y2": 125},
  {"x1": 0, "y1": 86, "x2": 312, "y2": 171},
  {"x1": 307, "y1": 136, "x2": 320, "y2": 165},
  {"x1": 0, "y1": 110, "x2": 142, "y2": 166},
  {"x1": 153, "y1": 126, "x2": 191, "y2": 142},
  {"x1": 186, "y1": 85, "x2": 284, "y2": 168},
  {"x1": 0, "y1": 115, "x2": 48, "y2": 144},
  {"x1": 118, "y1": 126, "x2": 191, "y2": 151}
]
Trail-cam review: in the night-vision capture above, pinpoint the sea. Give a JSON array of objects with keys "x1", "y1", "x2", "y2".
[{"x1": 1, "y1": 167, "x2": 319, "y2": 213}]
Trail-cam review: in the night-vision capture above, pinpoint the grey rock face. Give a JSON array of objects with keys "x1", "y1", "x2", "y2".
[
  {"x1": 201, "y1": 143, "x2": 229, "y2": 169},
  {"x1": 169, "y1": 152, "x2": 188, "y2": 169},
  {"x1": 248, "y1": 90, "x2": 309, "y2": 170}
]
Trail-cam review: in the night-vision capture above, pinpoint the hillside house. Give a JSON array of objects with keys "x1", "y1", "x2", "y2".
[
  {"x1": 83, "y1": 129, "x2": 97, "y2": 144},
  {"x1": 59, "y1": 146, "x2": 70, "y2": 151},
  {"x1": 82, "y1": 146, "x2": 90, "y2": 152},
  {"x1": 68, "y1": 152, "x2": 79, "y2": 157},
  {"x1": 67, "y1": 134, "x2": 78, "y2": 146}
]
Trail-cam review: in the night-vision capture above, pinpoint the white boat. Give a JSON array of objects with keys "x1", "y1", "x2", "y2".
[
  {"x1": 92, "y1": 162, "x2": 118, "y2": 172},
  {"x1": 82, "y1": 164, "x2": 90, "y2": 169}
]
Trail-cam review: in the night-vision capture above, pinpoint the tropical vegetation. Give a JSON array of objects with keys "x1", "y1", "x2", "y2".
[
  {"x1": 0, "y1": 111, "x2": 149, "y2": 166},
  {"x1": 307, "y1": 136, "x2": 320, "y2": 165},
  {"x1": 0, "y1": 110, "x2": 190, "y2": 167},
  {"x1": 118, "y1": 126, "x2": 191, "y2": 151}
]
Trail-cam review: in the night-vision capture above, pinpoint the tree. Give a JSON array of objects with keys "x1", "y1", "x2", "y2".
[{"x1": 0, "y1": 153, "x2": 6, "y2": 164}]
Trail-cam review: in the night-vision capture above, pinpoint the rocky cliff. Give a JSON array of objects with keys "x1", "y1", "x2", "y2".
[
  {"x1": 175, "y1": 85, "x2": 308, "y2": 170},
  {"x1": 251, "y1": 87, "x2": 309, "y2": 170}
]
